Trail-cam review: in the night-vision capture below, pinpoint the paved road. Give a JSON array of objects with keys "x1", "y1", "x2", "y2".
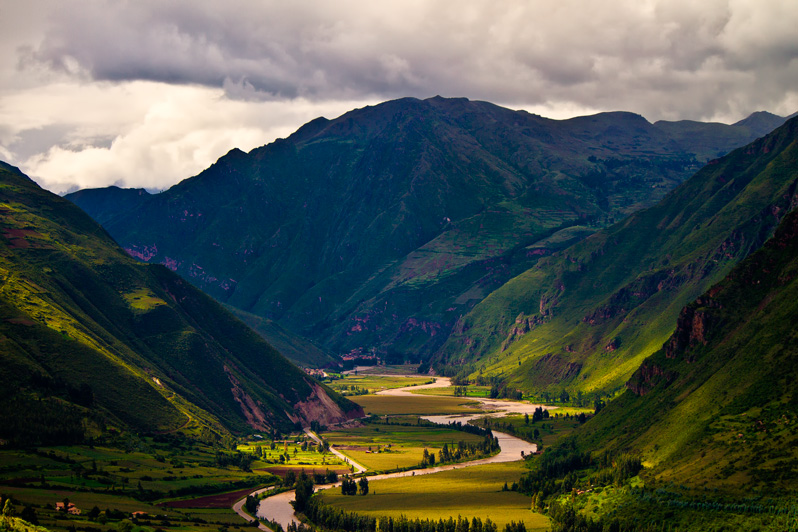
[
  {"x1": 253, "y1": 378, "x2": 549, "y2": 530},
  {"x1": 304, "y1": 427, "x2": 367, "y2": 474}
]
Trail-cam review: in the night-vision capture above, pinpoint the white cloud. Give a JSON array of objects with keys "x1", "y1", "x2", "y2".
[{"x1": 2, "y1": 81, "x2": 373, "y2": 193}]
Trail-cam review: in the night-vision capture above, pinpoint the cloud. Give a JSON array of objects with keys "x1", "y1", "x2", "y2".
[
  {"x1": 17, "y1": 0, "x2": 798, "y2": 119},
  {"x1": 2, "y1": 0, "x2": 797, "y2": 192},
  {"x1": 1, "y1": 80, "x2": 371, "y2": 193}
]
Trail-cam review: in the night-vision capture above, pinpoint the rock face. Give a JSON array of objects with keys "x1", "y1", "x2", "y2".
[
  {"x1": 288, "y1": 384, "x2": 364, "y2": 428},
  {"x1": 67, "y1": 97, "x2": 786, "y2": 363}
]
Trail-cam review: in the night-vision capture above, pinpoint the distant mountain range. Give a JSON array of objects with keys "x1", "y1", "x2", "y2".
[
  {"x1": 66, "y1": 97, "x2": 791, "y2": 366},
  {"x1": 0, "y1": 163, "x2": 360, "y2": 446}
]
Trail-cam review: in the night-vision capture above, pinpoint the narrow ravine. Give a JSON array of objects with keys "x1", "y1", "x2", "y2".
[{"x1": 254, "y1": 377, "x2": 547, "y2": 530}]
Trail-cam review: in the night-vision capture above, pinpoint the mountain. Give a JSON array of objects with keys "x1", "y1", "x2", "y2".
[
  {"x1": 580, "y1": 205, "x2": 798, "y2": 492},
  {"x1": 0, "y1": 164, "x2": 361, "y2": 447},
  {"x1": 224, "y1": 304, "x2": 339, "y2": 368},
  {"x1": 66, "y1": 97, "x2": 789, "y2": 361},
  {"x1": 436, "y1": 115, "x2": 798, "y2": 395}
]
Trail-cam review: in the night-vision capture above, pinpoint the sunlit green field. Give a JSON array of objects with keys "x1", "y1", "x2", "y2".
[
  {"x1": 239, "y1": 440, "x2": 347, "y2": 469},
  {"x1": 410, "y1": 386, "x2": 492, "y2": 398},
  {"x1": 318, "y1": 462, "x2": 548, "y2": 531},
  {"x1": 349, "y1": 395, "x2": 480, "y2": 415},
  {"x1": 327, "y1": 375, "x2": 434, "y2": 395},
  {"x1": 323, "y1": 419, "x2": 486, "y2": 471}
]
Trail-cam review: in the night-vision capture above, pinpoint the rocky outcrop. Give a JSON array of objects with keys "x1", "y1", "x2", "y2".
[
  {"x1": 664, "y1": 300, "x2": 716, "y2": 361},
  {"x1": 626, "y1": 361, "x2": 677, "y2": 396},
  {"x1": 288, "y1": 383, "x2": 364, "y2": 428},
  {"x1": 501, "y1": 313, "x2": 547, "y2": 351}
]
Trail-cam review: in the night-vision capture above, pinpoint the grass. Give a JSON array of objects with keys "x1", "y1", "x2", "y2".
[
  {"x1": 410, "y1": 386, "x2": 492, "y2": 398},
  {"x1": 327, "y1": 375, "x2": 434, "y2": 395},
  {"x1": 322, "y1": 419, "x2": 486, "y2": 472},
  {"x1": 238, "y1": 440, "x2": 347, "y2": 469},
  {"x1": 348, "y1": 395, "x2": 480, "y2": 416},
  {"x1": 0, "y1": 437, "x2": 283, "y2": 532},
  {"x1": 122, "y1": 288, "x2": 168, "y2": 312},
  {"x1": 317, "y1": 462, "x2": 549, "y2": 531},
  {"x1": 344, "y1": 365, "x2": 422, "y2": 375}
]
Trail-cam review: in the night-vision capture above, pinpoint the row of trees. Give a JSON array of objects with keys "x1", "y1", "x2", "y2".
[
  {"x1": 301, "y1": 496, "x2": 526, "y2": 532},
  {"x1": 419, "y1": 434, "x2": 500, "y2": 468},
  {"x1": 303, "y1": 495, "x2": 377, "y2": 532}
]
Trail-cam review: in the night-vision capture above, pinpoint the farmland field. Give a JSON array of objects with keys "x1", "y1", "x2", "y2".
[
  {"x1": 327, "y1": 375, "x2": 434, "y2": 395},
  {"x1": 323, "y1": 419, "x2": 487, "y2": 472},
  {"x1": 349, "y1": 395, "x2": 480, "y2": 416},
  {"x1": 317, "y1": 462, "x2": 548, "y2": 531},
  {"x1": 409, "y1": 385, "x2": 492, "y2": 398}
]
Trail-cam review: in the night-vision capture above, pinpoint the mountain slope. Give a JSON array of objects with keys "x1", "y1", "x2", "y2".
[
  {"x1": 579, "y1": 206, "x2": 798, "y2": 492},
  {"x1": 67, "y1": 97, "x2": 786, "y2": 360},
  {"x1": 0, "y1": 164, "x2": 360, "y2": 446},
  {"x1": 436, "y1": 115, "x2": 798, "y2": 394}
]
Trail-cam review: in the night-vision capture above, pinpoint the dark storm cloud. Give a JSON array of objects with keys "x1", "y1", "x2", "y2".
[{"x1": 19, "y1": 0, "x2": 798, "y2": 119}]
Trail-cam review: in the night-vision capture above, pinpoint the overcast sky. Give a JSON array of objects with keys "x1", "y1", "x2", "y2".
[{"x1": 2, "y1": 0, "x2": 797, "y2": 194}]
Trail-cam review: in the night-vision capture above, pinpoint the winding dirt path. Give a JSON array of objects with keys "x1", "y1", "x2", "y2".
[{"x1": 254, "y1": 378, "x2": 549, "y2": 530}]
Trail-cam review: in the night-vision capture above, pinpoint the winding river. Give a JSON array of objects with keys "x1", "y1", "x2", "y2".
[{"x1": 252, "y1": 377, "x2": 547, "y2": 530}]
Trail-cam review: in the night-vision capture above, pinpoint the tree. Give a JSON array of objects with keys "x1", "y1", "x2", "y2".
[
  {"x1": 593, "y1": 398, "x2": 606, "y2": 414},
  {"x1": 3, "y1": 499, "x2": 14, "y2": 517},
  {"x1": 524, "y1": 413, "x2": 529, "y2": 425},
  {"x1": 284, "y1": 470, "x2": 296, "y2": 487},
  {"x1": 20, "y1": 506, "x2": 37, "y2": 525},
  {"x1": 358, "y1": 476, "x2": 369, "y2": 495},
  {"x1": 117, "y1": 519, "x2": 134, "y2": 532},
  {"x1": 293, "y1": 472, "x2": 314, "y2": 512},
  {"x1": 341, "y1": 476, "x2": 358, "y2": 496}
]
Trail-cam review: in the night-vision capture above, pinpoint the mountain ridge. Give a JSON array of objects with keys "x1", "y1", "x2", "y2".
[
  {"x1": 435, "y1": 114, "x2": 798, "y2": 395},
  {"x1": 66, "y1": 97, "x2": 791, "y2": 363}
]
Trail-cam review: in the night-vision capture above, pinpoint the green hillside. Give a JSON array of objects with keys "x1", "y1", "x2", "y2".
[
  {"x1": 224, "y1": 304, "x2": 338, "y2": 368},
  {"x1": 524, "y1": 206, "x2": 798, "y2": 531},
  {"x1": 436, "y1": 116, "x2": 798, "y2": 395},
  {"x1": 0, "y1": 164, "x2": 361, "y2": 446},
  {"x1": 67, "y1": 97, "x2": 785, "y2": 362},
  {"x1": 582, "y1": 206, "x2": 798, "y2": 492}
]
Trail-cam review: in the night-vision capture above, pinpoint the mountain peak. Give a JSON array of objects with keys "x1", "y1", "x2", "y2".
[{"x1": 732, "y1": 110, "x2": 788, "y2": 137}]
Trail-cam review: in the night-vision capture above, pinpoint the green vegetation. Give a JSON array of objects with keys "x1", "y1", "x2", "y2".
[
  {"x1": 224, "y1": 305, "x2": 338, "y2": 368},
  {"x1": 237, "y1": 437, "x2": 347, "y2": 475},
  {"x1": 437, "y1": 115, "x2": 798, "y2": 398},
  {"x1": 323, "y1": 417, "x2": 489, "y2": 472},
  {"x1": 497, "y1": 205, "x2": 798, "y2": 530},
  {"x1": 348, "y1": 396, "x2": 479, "y2": 416},
  {"x1": 317, "y1": 463, "x2": 549, "y2": 531},
  {"x1": 328, "y1": 376, "x2": 434, "y2": 396},
  {"x1": 0, "y1": 163, "x2": 360, "y2": 444},
  {"x1": 0, "y1": 435, "x2": 284, "y2": 532},
  {"x1": 67, "y1": 98, "x2": 781, "y2": 365}
]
